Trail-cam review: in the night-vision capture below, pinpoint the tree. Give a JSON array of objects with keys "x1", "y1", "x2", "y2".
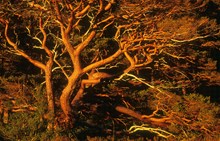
[
  {"x1": 0, "y1": 0, "x2": 219, "y2": 137},
  {"x1": 1, "y1": 0, "x2": 124, "y2": 128},
  {"x1": 1, "y1": 4, "x2": 55, "y2": 129}
]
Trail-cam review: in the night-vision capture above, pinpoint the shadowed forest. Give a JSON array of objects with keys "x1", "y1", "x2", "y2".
[{"x1": 0, "y1": 0, "x2": 220, "y2": 140}]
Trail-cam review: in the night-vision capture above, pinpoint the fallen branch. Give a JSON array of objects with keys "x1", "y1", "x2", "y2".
[
  {"x1": 1, "y1": 105, "x2": 37, "y2": 124},
  {"x1": 115, "y1": 106, "x2": 171, "y2": 127}
]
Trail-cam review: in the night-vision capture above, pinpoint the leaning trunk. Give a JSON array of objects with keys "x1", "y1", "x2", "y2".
[{"x1": 60, "y1": 71, "x2": 81, "y2": 122}]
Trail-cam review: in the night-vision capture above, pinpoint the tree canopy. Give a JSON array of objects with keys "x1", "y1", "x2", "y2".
[{"x1": 0, "y1": 0, "x2": 220, "y2": 140}]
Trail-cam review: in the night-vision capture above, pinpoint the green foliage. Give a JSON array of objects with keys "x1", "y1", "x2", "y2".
[
  {"x1": 0, "y1": 112, "x2": 47, "y2": 141},
  {"x1": 132, "y1": 88, "x2": 219, "y2": 140},
  {"x1": 0, "y1": 110, "x2": 56, "y2": 141},
  {"x1": 0, "y1": 77, "x2": 55, "y2": 140},
  {"x1": 171, "y1": 93, "x2": 220, "y2": 140}
]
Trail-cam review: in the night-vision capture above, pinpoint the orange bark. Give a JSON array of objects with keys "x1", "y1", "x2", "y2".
[
  {"x1": 2, "y1": 19, "x2": 55, "y2": 129},
  {"x1": 115, "y1": 106, "x2": 171, "y2": 127}
]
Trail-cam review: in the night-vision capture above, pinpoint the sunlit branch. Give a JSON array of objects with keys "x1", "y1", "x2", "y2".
[
  {"x1": 115, "y1": 106, "x2": 171, "y2": 126},
  {"x1": 3, "y1": 21, "x2": 46, "y2": 70},
  {"x1": 123, "y1": 51, "x2": 135, "y2": 73},
  {"x1": 104, "y1": 0, "x2": 115, "y2": 11},
  {"x1": 116, "y1": 73, "x2": 163, "y2": 93},
  {"x1": 97, "y1": 0, "x2": 103, "y2": 14},
  {"x1": 53, "y1": 52, "x2": 69, "y2": 79},
  {"x1": 162, "y1": 49, "x2": 199, "y2": 65},
  {"x1": 39, "y1": 18, "x2": 53, "y2": 57},
  {"x1": 54, "y1": 0, "x2": 63, "y2": 24},
  {"x1": 97, "y1": 15, "x2": 115, "y2": 36},
  {"x1": 75, "y1": 31, "x2": 96, "y2": 55},
  {"x1": 82, "y1": 48, "x2": 122, "y2": 74},
  {"x1": 66, "y1": 11, "x2": 75, "y2": 34},
  {"x1": 128, "y1": 124, "x2": 175, "y2": 139},
  {"x1": 75, "y1": 4, "x2": 91, "y2": 17},
  {"x1": 97, "y1": 15, "x2": 114, "y2": 25},
  {"x1": 28, "y1": 1, "x2": 47, "y2": 11},
  {"x1": 171, "y1": 34, "x2": 211, "y2": 43}
]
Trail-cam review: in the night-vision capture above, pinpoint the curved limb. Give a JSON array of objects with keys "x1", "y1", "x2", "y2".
[{"x1": 71, "y1": 79, "x2": 100, "y2": 106}]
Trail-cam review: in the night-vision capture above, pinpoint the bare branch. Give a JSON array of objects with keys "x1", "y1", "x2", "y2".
[
  {"x1": 171, "y1": 34, "x2": 211, "y2": 43},
  {"x1": 82, "y1": 48, "x2": 122, "y2": 74},
  {"x1": 75, "y1": 4, "x2": 91, "y2": 17},
  {"x1": 39, "y1": 18, "x2": 53, "y2": 58},
  {"x1": 54, "y1": 53, "x2": 69, "y2": 78},
  {"x1": 104, "y1": 0, "x2": 115, "y2": 11},
  {"x1": 4, "y1": 22, "x2": 46, "y2": 70},
  {"x1": 75, "y1": 31, "x2": 96, "y2": 55},
  {"x1": 28, "y1": 1, "x2": 47, "y2": 11},
  {"x1": 128, "y1": 124, "x2": 175, "y2": 139}
]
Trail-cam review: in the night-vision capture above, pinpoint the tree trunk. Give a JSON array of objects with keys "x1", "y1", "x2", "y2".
[
  {"x1": 45, "y1": 68, "x2": 55, "y2": 129},
  {"x1": 60, "y1": 71, "x2": 81, "y2": 122}
]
